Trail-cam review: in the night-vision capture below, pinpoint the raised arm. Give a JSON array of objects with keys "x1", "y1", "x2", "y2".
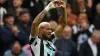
[
  {"x1": 31, "y1": 1, "x2": 57, "y2": 37},
  {"x1": 87, "y1": 0, "x2": 92, "y2": 8},
  {"x1": 31, "y1": 10, "x2": 47, "y2": 37},
  {"x1": 54, "y1": 1, "x2": 67, "y2": 37}
]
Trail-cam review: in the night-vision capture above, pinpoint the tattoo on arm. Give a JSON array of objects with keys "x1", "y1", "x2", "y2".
[{"x1": 31, "y1": 10, "x2": 48, "y2": 37}]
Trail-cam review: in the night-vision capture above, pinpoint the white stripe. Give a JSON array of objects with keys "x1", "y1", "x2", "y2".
[
  {"x1": 0, "y1": 7, "x2": 7, "y2": 22},
  {"x1": 31, "y1": 37, "x2": 41, "y2": 56}
]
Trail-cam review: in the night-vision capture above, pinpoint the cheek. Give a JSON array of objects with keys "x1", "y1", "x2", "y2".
[
  {"x1": 41, "y1": 29, "x2": 46, "y2": 34},
  {"x1": 22, "y1": 15, "x2": 29, "y2": 20},
  {"x1": 6, "y1": 19, "x2": 11, "y2": 23},
  {"x1": 26, "y1": 16, "x2": 30, "y2": 20},
  {"x1": 44, "y1": 31, "x2": 48, "y2": 35},
  {"x1": 21, "y1": 16, "x2": 25, "y2": 20},
  {"x1": 20, "y1": 16, "x2": 26, "y2": 21},
  {"x1": 40, "y1": 29, "x2": 44, "y2": 34},
  {"x1": 97, "y1": 10, "x2": 100, "y2": 13},
  {"x1": 11, "y1": 19, "x2": 14, "y2": 22}
]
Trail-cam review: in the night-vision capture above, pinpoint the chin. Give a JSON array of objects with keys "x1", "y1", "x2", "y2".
[
  {"x1": 47, "y1": 37, "x2": 51, "y2": 39},
  {"x1": 48, "y1": 36, "x2": 51, "y2": 38},
  {"x1": 45, "y1": 36, "x2": 50, "y2": 40}
]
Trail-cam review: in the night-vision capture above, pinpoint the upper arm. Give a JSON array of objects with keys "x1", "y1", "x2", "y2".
[
  {"x1": 30, "y1": 10, "x2": 47, "y2": 37},
  {"x1": 30, "y1": 23, "x2": 38, "y2": 37},
  {"x1": 54, "y1": 7, "x2": 67, "y2": 37}
]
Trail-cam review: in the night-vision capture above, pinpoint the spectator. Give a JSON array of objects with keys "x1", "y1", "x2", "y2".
[
  {"x1": 92, "y1": 0, "x2": 100, "y2": 19},
  {"x1": 0, "y1": 14, "x2": 19, "y2": 55},
  {"x1": 23, "y1": 44, "x2": 32, "y2": 56},
  {"x1": 0, "y1": 7, "x2": 7, "y2": 25},
  {"x1": 94, "y1": 3, "x2": 100, "y2": 30},
  {"x1": 79, "y1": 30, "x2": 100, "y2": 56},
  {"x1": 49, "y1": 20, "x2": 58, "y2": 32},
  {"x1": 4, "y1": 41, "x2": 28, "y2": 56},
  {"x1": 54, "y1": 25, "x2": 77, "y2": 56},
  {"x1": 17, "y1": 9, "x2": 32, "y2": 46},
  {"x1": 0, "y1": 0, "x2": 7, "y2": 25},
  {"x1": 29, "y1": 1, "x2": 67, "y2": 56},
  {"x1": 86, "y1": 0, "x2": 93, "y2": 8},
  {"x1": 72, "y1": 13, "x2": 94, "y2": 50},
  {"x1": 66, "y1": 4, "x2": 77, "y2": 27},
  {"x1": 0, "y1": 0, "x2": 8, "y2": 9},
  {"x1": 7, "y1": 0, "x2": 24, "y2": 23},
  {"x1": 22, "y1": 0, "x2": 44, "y2": 19},
  {"x1": 73, "y1": 0, "x2": 93, "y2": 24}
]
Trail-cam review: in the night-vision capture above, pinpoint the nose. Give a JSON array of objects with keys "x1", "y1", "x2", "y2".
[{"x1": 49, "y1": 29, "x2": 52, "y2": 33}]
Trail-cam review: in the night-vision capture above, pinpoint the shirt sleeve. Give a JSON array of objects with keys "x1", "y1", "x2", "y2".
[{"x1": 29, "y1": 34, "x2": 37, "y2": 45}]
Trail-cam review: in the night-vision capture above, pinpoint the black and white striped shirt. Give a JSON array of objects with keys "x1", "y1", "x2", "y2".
[{"x1": 29, "y1": 32, "x2": 57, "y2": 56}]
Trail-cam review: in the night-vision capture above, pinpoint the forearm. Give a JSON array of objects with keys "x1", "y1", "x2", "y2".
[
  {"x1": 54, "y1": 4, "x2": 67, "y2": 37},
  {"x1": 32, "y1": 0, "x2": 55, "y2": 26},
  {"x1": 58, "y1": 7, "x2": 67, "y2": 26},
  {"x1": 87, "y1": 0, "x2": 92, "y2": 8},
  {"x1": 32, "y1": 10, "x2": 48, "y2": 26},
  {"x1": 31, "y1": 10, "x2": 47, "y2": 36},
  {"x1": 62, "y1": 7, "x2": 67, "y2": 26}
]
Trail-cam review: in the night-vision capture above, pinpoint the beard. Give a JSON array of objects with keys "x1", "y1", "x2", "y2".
[
  {"x1": 42, "y1": 34, "x2": 50, "y2": 40},
  {"x1": 21, "y1": 21, "x2": 29, "y2": 24}
]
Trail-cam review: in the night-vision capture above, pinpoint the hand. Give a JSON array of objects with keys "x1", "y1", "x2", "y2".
[
  {"x1": 0, "y1": 22, "x2": 4, "y2": 26},
  {"x1": 45, "y1": 0, "x2": 61, "y2": 11},
  {"x1": 11, "y1": 26, "x2": 19, "y2": 36},
  {"x1": 60, "y1": 1, "x2": 66, "y2": 9}
]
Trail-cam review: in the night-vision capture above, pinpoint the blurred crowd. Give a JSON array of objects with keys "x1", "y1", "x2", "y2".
[{"x1": 0, "y1": 0, "x2": 100, "y2": 56}]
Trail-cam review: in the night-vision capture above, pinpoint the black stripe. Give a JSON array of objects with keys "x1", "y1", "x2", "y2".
[
  {"x1": 47, "y1": 53, "x2": 50, "y2": 56},
  {"x1": 40, "y1": 39, "x2": 44, "y2": 56},
  {"x1": 30, "y1": 47, "x2": 35, "y2": 56},
  {"x1": 29, "y1": 38, "x2": 35, "y2": 45}
]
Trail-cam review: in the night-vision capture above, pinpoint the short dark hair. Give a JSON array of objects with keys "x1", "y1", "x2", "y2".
[
  {"x1": 12, "y1": 39, "x2": 22, "y2": 47},
  {"x1": 3, "y1": 13, "x2": 14, "y2": 20},
  {"x1": 19, "y1": 8, "x2": 29, "y2": 16}
]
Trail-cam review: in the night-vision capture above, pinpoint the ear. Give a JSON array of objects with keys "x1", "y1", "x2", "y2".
[
  {"x1": 39, "y1": 28, "x2": 43, "y2": 32},
  {"x1": 38, "y1": 28, "x2": 41, "y2": 32}
]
